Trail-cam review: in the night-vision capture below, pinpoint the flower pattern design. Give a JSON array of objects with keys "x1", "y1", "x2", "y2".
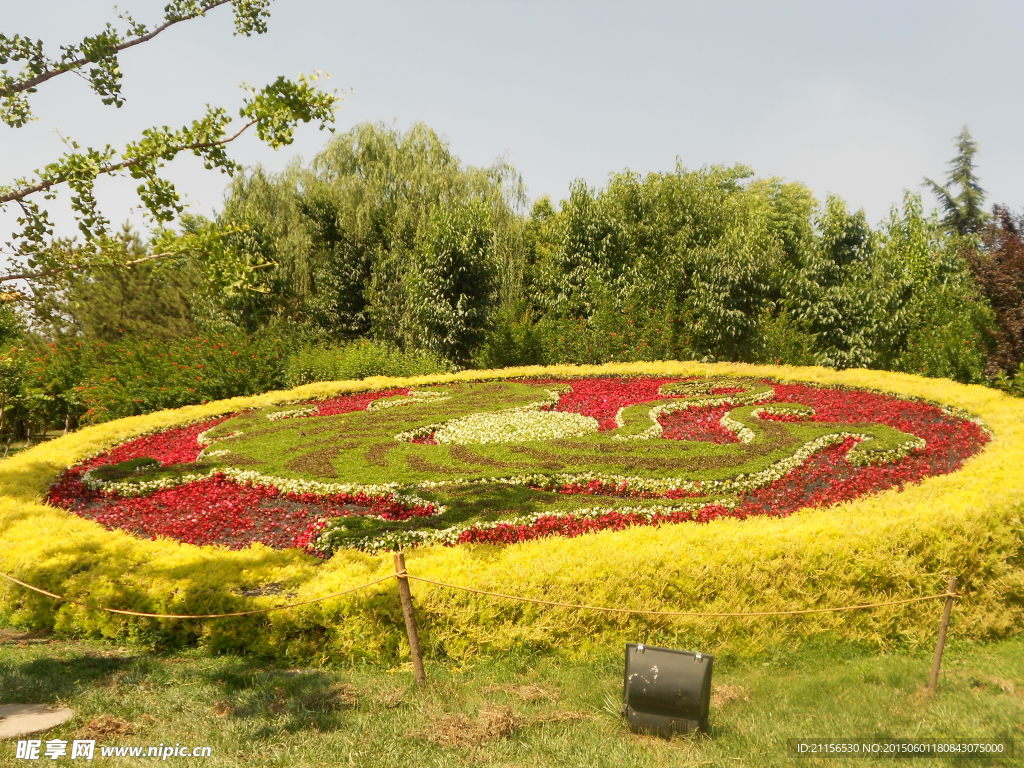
[{"x1": 47, "y1": 377, "x2": 989, "y2": 556}]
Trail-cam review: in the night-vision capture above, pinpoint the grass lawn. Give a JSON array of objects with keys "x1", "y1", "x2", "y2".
[{"x1": 1, "y1": 628, "x2": 1020, "y2": 767}]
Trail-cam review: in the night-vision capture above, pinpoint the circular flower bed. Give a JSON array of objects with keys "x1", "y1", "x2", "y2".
[
  {"x1": 45, "y1": 375, "x2": 988, "y2": 555},
  {"x1": 2, "y1": 362, "x2": 1021, "y2": 662}
]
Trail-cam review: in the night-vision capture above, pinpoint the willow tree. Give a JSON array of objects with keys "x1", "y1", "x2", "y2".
[{"x1": 212, "y1": 122, "x2": 525, "y2": 358}]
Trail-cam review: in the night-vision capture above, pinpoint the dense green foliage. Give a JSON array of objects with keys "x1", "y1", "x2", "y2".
[
  {"x1": 192, "y1": 123, "x2": 523, "y2": 357},
  {"x1": 5, "y1": 329, "x2": 290, "y2": 433},
  {"x1": 186, "y1": 125, "x2": 1001, "y2": 382},
  {"x1": 1, "y1": 122, "x2": 1020, "y2": 444},
  {"x1": 283, "y1": 340, "x2": 451, "y2": 387}
]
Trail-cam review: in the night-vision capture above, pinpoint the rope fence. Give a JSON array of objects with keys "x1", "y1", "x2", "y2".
[
  {"x1": 0, "y1": 561, "x2": 961, "y2": 690},
  {"x1": 0, "y1": 570, "x2": 395, "y2": 619},
  {"x1": 403, "y1": 573, "x2": 959, "y2": 618},
  {"x1": 0, "y1": 568, "x2": 957, "y2": 621}
]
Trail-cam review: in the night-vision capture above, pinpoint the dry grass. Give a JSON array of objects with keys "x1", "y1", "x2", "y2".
[
  {"x1": 211, "y1": 700, "x2": 235, "y2": 718},
  {"x1": 965, "y1": 674, "x2": 1017, "y2": 695},
  {"x1": 420, "y1": 706, "x2": 524, "y2": 747},
  {"x1": 75, "y1": 714, "x2": 141, "y2": 740},
  {"x1": 711, "y1": 683, "x2": 750, "y2": 707},
  {"x1": 0, "y1": 629, "x2": 54, "y2": 646},
  {"x1": 372, "y1": 686, "x2": 406, "y2": 709},
  {"x1": 324, "y1": 682, "x2": 359, "y2": 709},
  {"x1": 418, "y1": 702, "x2": 594, "y2": 749},
  {"x1": 482, "y1": 683, "x2": 560, "y2": 703}
]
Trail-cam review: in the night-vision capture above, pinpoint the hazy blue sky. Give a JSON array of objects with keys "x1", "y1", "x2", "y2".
[{"x1": 4, "y1": 0, "x2": 1023, "y2": 241}]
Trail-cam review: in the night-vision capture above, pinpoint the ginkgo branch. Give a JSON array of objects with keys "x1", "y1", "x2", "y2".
[
  {"x1": 0, "y1": 1, "x2": 233, "y2": 97},
  {"x1": 0, "y1": 119, "x2": 257, "y2": 205}
]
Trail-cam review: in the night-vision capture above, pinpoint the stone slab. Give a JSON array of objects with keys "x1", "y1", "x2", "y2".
[{"x1": 0, "y1": 704, "x2": 74, "y2": 739}]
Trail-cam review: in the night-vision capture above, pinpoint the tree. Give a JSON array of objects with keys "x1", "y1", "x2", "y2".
[
  {"x1": 970, "y1": 206, "x2": 1024, "y2": 375},
  {"x1": 29, "y1": 227, "x2": 203, "y2": 343},
  {"x1": 879, "y1": 193, "x2": 993, "y2": 382},
  {"x1": 395, "y1": 201, "x2": 495, "y2": 363},
  {"x1": 924, "y1": 126, "x2": 988, "y2": 236},
  {"x1": 198, "y1": 167, "x2": 310, "y2": 331},
  {"x1": 0, "y1": 0, "x2": 337, "y2": 290},
  {"x1": 210, "y1": 123, "x2": 523, "y2": 349}
]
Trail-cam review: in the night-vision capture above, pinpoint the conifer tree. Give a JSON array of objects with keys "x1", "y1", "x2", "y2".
[{"x1": 924, "y1": 127, "x2": 988, "y2": 236}]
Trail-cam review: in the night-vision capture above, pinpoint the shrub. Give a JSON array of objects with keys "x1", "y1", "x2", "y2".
[
  {"x1": 471, "y1": 301, "x2": 545, "y2": 369},
  {"x1": 990, "y1": 362, "x2": 1024, "y2": 397},
  {"x1": 78, "y1": 329, "x2": 291, "y2": 423},
  {"x1": 283, "y1": 339, "x2": 451, "y2": 386},
  {"x1": 751, "y1": 311, "x2": 818, "y2": 367},
  {"x1": 894, "y1": 283, "x2": 993, "y2": 383},
  {"x1": 535, "y1": 300, "x2": 681, "y2": 366}
]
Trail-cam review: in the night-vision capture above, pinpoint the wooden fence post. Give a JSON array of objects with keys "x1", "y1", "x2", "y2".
[
  {"x1": 393, "y1": 551, "x2": 426, "y2": 686},
  {"x1": 926, "y1": 576, "x2": 958, "y2": 694}
]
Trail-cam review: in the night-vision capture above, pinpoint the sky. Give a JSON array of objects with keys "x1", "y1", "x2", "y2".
[{"x1": 3, "y1": 0, "x2": 1023, "y2": 246}]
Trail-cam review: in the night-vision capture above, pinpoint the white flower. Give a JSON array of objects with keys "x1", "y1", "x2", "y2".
[
  {"x1": 368, "y1": 390, "x2": 450, "y2": 410},
  {"x1": 434, "y1": 409, "x2": 598, "y2": 445},
  {"x1": 266, "y1": 406, "x2": 318, "y2": 421}
]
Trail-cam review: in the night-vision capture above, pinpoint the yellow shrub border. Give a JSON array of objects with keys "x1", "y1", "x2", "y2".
[{"x1": 1, "y1": 362, "x2": 1022, "y2": 661}]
